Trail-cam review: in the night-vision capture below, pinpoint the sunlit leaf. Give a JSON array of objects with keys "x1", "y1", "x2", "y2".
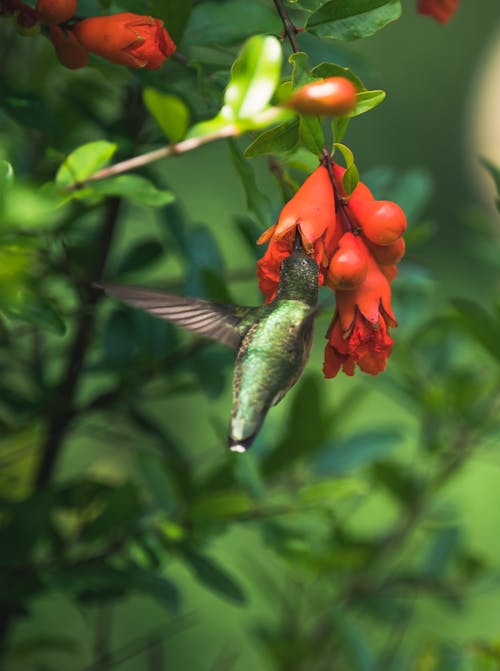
[
  {"x1": 143, "y1": 88, "x2": 190, "y2": 143},
  {"x1": 224, "y1": 35, "x2": 282, "y2": 120},
  {"x1": 55, "y1": 141, "x2": 117, "y2": 188}
]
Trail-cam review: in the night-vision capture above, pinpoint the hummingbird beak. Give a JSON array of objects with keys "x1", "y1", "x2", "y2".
[{"x1": 294, "y1": 232, "x2": 304, "y2": 252}]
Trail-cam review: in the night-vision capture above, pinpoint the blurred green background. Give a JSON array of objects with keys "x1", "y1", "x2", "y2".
[{"x1": 1, "y1": 1, "x2": 499, "y2": 670}]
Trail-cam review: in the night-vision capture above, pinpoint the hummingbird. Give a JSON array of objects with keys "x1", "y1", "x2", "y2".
[{"x1": 97, "y1": 243, "x2": 319, "y2": 452}]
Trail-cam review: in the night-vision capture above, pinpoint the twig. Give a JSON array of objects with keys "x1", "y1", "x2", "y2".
[
  {"x1": 273, "y1": 0, "x2": 301, "y2": 53},
  {"x1": 71, "y1": 126, "x2": 238, "y2": 190}
]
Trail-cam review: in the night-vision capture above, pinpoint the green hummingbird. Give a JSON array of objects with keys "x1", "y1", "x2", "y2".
[{"x1": 98, "y1": 244, "x2": 319, "y2": 452}]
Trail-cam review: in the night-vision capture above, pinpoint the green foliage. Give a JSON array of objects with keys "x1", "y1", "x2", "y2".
[
  {"x1": 306, "y1": 0, "x2": 402, "y2": 40},
  {"x1": 0, "y1": 1, "x2": 498, "y2": 670}
]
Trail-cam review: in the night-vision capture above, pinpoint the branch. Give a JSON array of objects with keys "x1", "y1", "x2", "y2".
[
  {"x1": 72, "y1": 125, "x2": 238, "y2": 190},
  {"x1": 273, "y1": 0, "x2": 301, "y2": 53},
  {"x1": 34, "y1": 196, "x2": 121, "y2": 489}
]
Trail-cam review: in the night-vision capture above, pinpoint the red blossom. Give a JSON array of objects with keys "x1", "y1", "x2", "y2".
[
  {"x1": 257, "y1": 157, "x2": 404, "y2": 377},
  {"x1": 417, "y1": 0, "x2": 459, "y2": 22},
  {"x1": 73, "y1": 12, "x2": 176, "y2": 69},
  {"x1": 323, "y1": 250, "x2": 397, "y2": 377},
  {"x1": 49, "y1": 25, "x2": 88, "y2": 69},
  {"x1": 323, "y1": 309, "x2": 394, "y2": 377}
]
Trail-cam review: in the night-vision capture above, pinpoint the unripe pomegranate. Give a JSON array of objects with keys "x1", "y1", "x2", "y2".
[
  {"x1": 327, "y1": 232, "x2": 368, "y2": 290},
  {"x1": 364, "y1": 236, "x2": 405, "y2": 265},
  {"x1": 285, "y1": 77, "x2": 357, "y2": 116},
  {"x1": 36, "y1": 0, "x2": 77, "y2": 25},
  {"x1": 349, "y1": 199, "x2": 407, "y2": 246}
]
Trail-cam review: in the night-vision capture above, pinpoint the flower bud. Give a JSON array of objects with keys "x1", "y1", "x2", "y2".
[
  {"x1": 49, "y1": 25, "x2": 88, "y2": 69},
  {"x1": 258, "y1": 165, "x2": 336, "y2": 249},
  {"x1": 36, "y1": 0, "x2": 77, "y2": 25},
  {"x1": 364, "y1": 236, "x2": 405, "y2": 265},
  {"x1": 285, "y1": 77, "x2": 357, "y2": 116},
  {"x1": 349, "y1": 199, "x2": 407, "y2": 246},
  {"x1": 327, "y1": 232, "x2": 368, "y2": 289},
  {"x1": 73, "y1": 13, "x2": 176, "y2": 69}
]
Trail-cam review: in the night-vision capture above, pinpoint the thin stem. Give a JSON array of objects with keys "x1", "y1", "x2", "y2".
[
  {"x1": 71, "y1": 125, "x2": 238, "y2": 190},
  {"x1": 273, "y1": 0, "x2": 301, "y2": 53}
]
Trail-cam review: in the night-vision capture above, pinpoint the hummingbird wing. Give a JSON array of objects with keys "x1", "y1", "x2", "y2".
[{"x1": 97, "y1": 283, "x2": 254, "y2": 349}]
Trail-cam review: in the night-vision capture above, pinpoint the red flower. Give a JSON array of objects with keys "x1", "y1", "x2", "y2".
[
  {"x1": 257, "y1": 165, "x2": 341, "y2": 301},
  {"x1": 36, "y1": 0, "x2": 77, "y2": 26},
  {"x1": 49, "y1": 25, "x2": 88, "y2": 69},
  {"x1": 257, "y1": 157, "x2": 405, "y2": 377},
  {"x1": 73, "y1": 12, "x2": 176, "y2": 69},
  {"x1": 323, "y1": 251, "x2": 397, "y2": 377},
  {"x1": 416, "y1": 0, "x2": 459, "y2": 22}
]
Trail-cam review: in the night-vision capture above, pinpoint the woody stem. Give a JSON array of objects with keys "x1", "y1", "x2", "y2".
[{"x1": 272, "y1": 0, "x2": 301, "y2": 52}]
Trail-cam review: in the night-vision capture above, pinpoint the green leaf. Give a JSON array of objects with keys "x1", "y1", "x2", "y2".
[
  {"x1": 229, "y1": 139, "x2": 272, "y2": 228},
  {"x1": 4, "y1": 293, "x2": 66, "y2": 335},
  {"x1": 307, "y1": 0, "x2": 402, "y2": 41},
  {"x1": 183, "y1": 0, "x2": 281, "y2": 47},
  {"x1": 334, "y1": 142, "x2": 359, "y2": 194},
  {"x1": 80, "y1": 483, "x2": 140, "y2": 541},
  {"x1": 314, "y1": 429, "x2": 403, "y2": 475},
  {"x1": 332, "y1": 116, "x2": 350, "y2": 143},
  {"x1": 151, "y1": 0, "x2": 192, "y2": 44},
  {"x1": 55, "y1": 141, "x2": 117, "y2": 188},
  {"x1": 451, "y1": 298, "x2": 500, "y2": 361},
  {"x1": 290, "y1": 52, "x2": 311, "y2": 89},
  {"x1": 299, "y1": 115, "x2": 324, "y2": 156},
  {"x1": 127, "y1": 564, "x2": 180, "y2": 611},
  {"x1": 298, "y1": 477, "x2": 367, "y2": 508},
  {"x1": 244, "y1": 119, "x2": 300, "y2": 157},
  {"x1": 113, "y1": 240, "x2": 165, "y2": 278},
  {"x1": 223, "y1": 35, "x2": 282, "y2": 121},
  {"x1": 89, "y1": 175, "x2": 175, "y2": 207},
  {"x1": 311, "y1": 62, "x2": 365, "y2": 90},
  {"x1": 348, "y1": 90, "x2": 385, "y2": 117},
  {"x1": 143, "y1": 88, "x2": 190, "y2": 143},
  {"x1": 182, "y1": 550, "x2": 246, "y2": 603}
]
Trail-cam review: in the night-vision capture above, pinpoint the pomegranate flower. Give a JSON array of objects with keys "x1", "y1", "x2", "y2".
[
  {"x1": 73, "y1": 13, "x2": 176, "y2": 69},
  {"x1": 49, "y1": 25, "x2": 88, "y2": 69},
  {"x1": 257, "y1": 157, "x2": 404, "y2": 377},
  {"x1": 324, "y1": 252, "x2": 397, "y2": 377},
  {"x1": 416, "y1": 0, "x2": 459, "y2": 22}
]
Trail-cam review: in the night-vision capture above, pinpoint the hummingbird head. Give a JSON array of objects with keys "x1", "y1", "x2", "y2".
[{"x1": 276, "y1": 250, "x2": 319, "y2": 305}]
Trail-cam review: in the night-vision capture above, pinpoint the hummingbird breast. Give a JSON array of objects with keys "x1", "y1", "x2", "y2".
[{"x1": 228, "y1": 300, "x2": 314, "y2": 449}]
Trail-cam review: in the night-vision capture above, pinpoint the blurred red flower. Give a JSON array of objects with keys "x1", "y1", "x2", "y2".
[
  {"x1": 417, "y1": 0, "x2": 459, "y2": 22},
  {"x1": 73, "y1": 12, "x2": 176, "y2": 69}
]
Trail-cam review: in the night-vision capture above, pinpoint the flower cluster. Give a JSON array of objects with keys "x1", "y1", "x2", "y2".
[
  {"x1": 257, "y1": 159, "x2": 406, "y2": 378},
  {"x1": 416, "y1": 0, "x2": 459, "y2": 23},
  {"x1": 1, "y1": 0, "x2": 175, "y2": 70}
]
